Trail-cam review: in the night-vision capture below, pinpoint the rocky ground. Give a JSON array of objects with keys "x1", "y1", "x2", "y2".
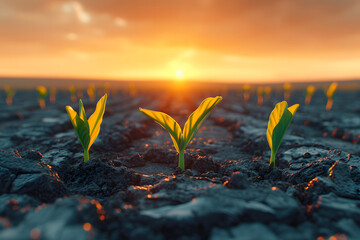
[{"x1": 0, "y1": 85, "x2": 359, "y2": 240}]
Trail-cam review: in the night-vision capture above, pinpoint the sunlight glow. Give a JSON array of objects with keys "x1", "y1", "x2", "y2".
[{"x1": 175, "y1": 69, "x2": 185, "y2": 80}]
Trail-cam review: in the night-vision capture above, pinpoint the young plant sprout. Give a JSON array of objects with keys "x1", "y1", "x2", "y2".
[
  {"x1": 37, "y1": 85, "x2": 48, "y2": 109},
  {"x1": 77, "y1": 88, "x2": 84, "y2": 99},
  {"x1": 69, "y1": 86, "x2": 77, "y2": 102},
  {"x1": 326, "y1": 82, "x2": 337, "y2": 111},
  {"x1": 243, "y1": 84, "x2": 251, "y2": 102},
  {"x1": 267, "y1": 101, "x2": 299, "y2": 168},
  {"x1": 49, "y1": 87, "x2": 57, "y2": 103},
  {"x1": 305, "y1": 85, "x2": 316, "y2": 105},
  {"x1": 104, "y1": 83, "x2": 111, "y2": 96},
  {"x1": 4, "y1": 85, "x2": 15, "y2": 105},
  {"x1": 139, "y1": 96, "x2": 222, "y2": 171},
  {"x1": 257, "y1": 87, "x2": 264, "y2": 106},
  {"x1": 283, "y1": 83, "x2": 291, "y2": 101},
  {"x1": 87, "y1": 85, "x2": 95, "y2": 102},
  {"x1": 66, "y1": 94, "x2": 107, "y2": 162},
  {"x1": 264, "y1": 86, "x2": 272, "y2": 100},
  {"x1": 129, "y1": 84, "x2": 137, "y2": 97}
]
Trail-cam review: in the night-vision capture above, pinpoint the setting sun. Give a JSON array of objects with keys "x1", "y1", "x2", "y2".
[{"x1": 175, "y1": 69, "x2": 185, "y2": 80}]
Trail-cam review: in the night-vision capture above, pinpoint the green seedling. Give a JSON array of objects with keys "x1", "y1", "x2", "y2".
[
  {"x1": 325, "y1": 82, "x2": 337, "y2": 111},
  {"x1": 4, "y1": 85, "x2": 16, "y2": 105},
  {"x1": 69, "y1": 86, "x2": 77, "y2": 102},
  {"x1": 129, "y1": 84, "x2": 137, "y2": 97},
  {"x1": 243, "y1": 84, "x2": 250, "y2": 102},
  {"x1": 140, "y1": 96, "x2": 222, "y2": 171},
  {"x1": 49, "y1": 87, "x2": 57, "y2": 103},
  {"x1": 305, "y1": 85, "x2": 315, "y2": 105},
  {"x1": 283, "y1": 83, "x2": 291, "y2": 101},
  {"x1": 37, "y1": 85, "x2": 48, "y2": 109},
  {"x1": 267, "y1": 101, "x2": 299, "y2": 168},
  {"x1": 257, "y1": 87, "x2": 264, "y2": 106},
  {"x1": 77, "y1": 88, "x2": 84, "y2": 99},
  {"x1": 87, "y1": 84, "x2": 96, "y2": 102},
  {"x1": 264, "y1": 86, "x2": 272, "y2": 100},
  {"x1": 66, "y1": 94, "x2": 107, "y2": 162}
]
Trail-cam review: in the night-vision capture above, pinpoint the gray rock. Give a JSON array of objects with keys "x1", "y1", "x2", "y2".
[
  {"x1": 11, "y1": 173, "x2": 66, "y2": 202},
  {"x1": 227, "y1": 172, "x2": 249, "y2": 189},
  {"x1": 0, "y1": 167, "x2": 14, "y2": 194},
  {"x1": 0, "y1": 152, "x2": 45, "y2": 173},
  {"x1": 0, "y1": 197, "x2": 103, "y2": 240},
  {"x1": 282, "y1": 147, "x2": 328, "y2": 162},
  {"x1": 210, "y1": 223, "x2": 277, "y2": 240},
  {"x1": 191, "y1": 156, "x2": 216, "y2": 173},
  {"x1": 0, "y1": 152, "x2": 66, "y2": 202}
]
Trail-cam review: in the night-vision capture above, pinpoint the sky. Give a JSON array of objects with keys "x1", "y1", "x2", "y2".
[{"x1": 0, "y1": 0, "x2": 359, "y2": 83}]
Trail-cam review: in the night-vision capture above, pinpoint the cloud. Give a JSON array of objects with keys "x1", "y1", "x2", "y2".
[
  {"x1": 0, "y1": 0, "x2": 359, "y2": 80},
  {"x1": 63, "y1": 1, "x2": 91, "y2": 24}
]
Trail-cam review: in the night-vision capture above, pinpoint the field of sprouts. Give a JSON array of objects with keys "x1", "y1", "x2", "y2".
[{"x1": 0, "y1": 80, "x2": 359, "y2": 240}]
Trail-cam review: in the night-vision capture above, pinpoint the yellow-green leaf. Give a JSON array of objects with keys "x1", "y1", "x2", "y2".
[
  {"x1": 88, "y1": 94, "x2": 107, "y2": 148},
  {"x1": 66, "y1": 94, "x2": 107, "y2": 162},
  {"x1": 182, "y1": 96, "x2": 222, "y2": 147},
  {"x1": 37, "y1": 85, "x2": 48, "y2": 99},
  {"x1": 66, "y1": 105, "x2": 90, "y2": 151},
  {"x1": 139, "y1": 108, "x2": 183, "y2": 152},
  {"x1": 326, "y1": 82, "x2": 337, "y2": 99},
  {"x1": 267, "y1": 101, "x2": 299, "y2": 167},
  {"x1": 306, "y1": 85, "x2": 316, "y2": 96}
]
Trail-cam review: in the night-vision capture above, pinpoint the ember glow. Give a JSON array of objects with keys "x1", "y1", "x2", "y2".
[{"x1": 0, "y1": 0, "x2": 359, "y2": 82}]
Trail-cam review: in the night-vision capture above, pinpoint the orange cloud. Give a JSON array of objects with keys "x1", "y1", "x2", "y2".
[{"x1": 0, "y1": 0, "x2": 359, "y2": 82}]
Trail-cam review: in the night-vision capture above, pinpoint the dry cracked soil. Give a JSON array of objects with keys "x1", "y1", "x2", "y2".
[{"x1": 0, "y1": 85, "x2": 359, "y2": 240}]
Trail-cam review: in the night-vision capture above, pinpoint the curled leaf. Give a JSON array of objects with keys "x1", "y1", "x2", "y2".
[
  {"x1": 139, "y1": 96, "x2": 222, "y2": 170},
  {"x1": 326, "y1": 82, "x2": 337, "y2": 99},
  {"x1": 66, "y1": 94, "x2": 107, "y2": 162},
  {"x1": 139, "y1": 108, "x2": 183, "y2": 152},
  {"x1": 37, "y1": 85, "x2": 48, "y2": 99},
  {"x1": 183, "y1": 96, "x2": 222, "y2": 147},
  {"x1": 267, "y1": 101, "x2": 299, "y2": 168}
]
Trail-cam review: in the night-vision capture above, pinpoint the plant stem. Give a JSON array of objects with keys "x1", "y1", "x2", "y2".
[
  {"x1": 84, "y1": 149, "x2": 89, "y2": 162},
  {"x1": 178, "y1": 149, "x2": 185, "y2": 171},
  {"x1": 270, "y1": 151, "x2": 276, "y2": 168}
]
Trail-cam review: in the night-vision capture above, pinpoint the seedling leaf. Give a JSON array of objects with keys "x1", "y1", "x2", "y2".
[
  {"x1": 326, "y1": 82, "x2": 337, "y2": 99},
  {"x1": 37, "y1": 85, "x2": 48, "y2": 99},
  {"x1": 267, "y1": 101, "x2": 299, "y2": 168},
  {"x1": 139, "y1": 108, "x2": 183, "y2": 152},
  {"x1": 183, "y1": 96, "x2": 223, "y2": 147},
  {"x1": 66, "y1": 94, "x2": 107, "y2": 162},
  {"x1": 139, "y1": 96, "x2": 222, "y2": 170},
  {"x1": 88, "y1": 94, "x2": 107, "y2": 148}
]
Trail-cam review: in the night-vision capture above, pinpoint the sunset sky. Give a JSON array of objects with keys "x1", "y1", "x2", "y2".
[{"x1": 0, "y1": 0, "x2": 360, "y2": 82}]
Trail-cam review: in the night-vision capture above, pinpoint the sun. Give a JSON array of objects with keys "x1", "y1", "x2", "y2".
[{"x1": 175, "y1": 69, "x2": 185, "y2": 80}]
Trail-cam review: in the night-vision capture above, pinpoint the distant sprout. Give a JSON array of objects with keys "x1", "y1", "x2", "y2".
[
  {"x1": 264, "y1": 86, "x2": 272, "y2": 100},
  {"x1": 4, "y1": 85, "x2": 16, "y2": 105},
  {"x1": 87, "y1": 84, "x2": 95, "y2": 102},
  {"x1": 221, "y1": 86, "x2": 228, "y2": 97},
  {"x1": 267, "y1": 101, "x2": 299, "y2": 168},
  {"x1": 325, "y1": 82, "x2": 337, "y2": 111},
  {"x1": 69, "y1": 86, "x2": 77, "y2": 102},
  {"x1": 140, "y1": 96, "x2": 222, "y2": 171},
  {"x1": 112, "y1": 88, "x2": 118, "y2": 98},
  {"x1": 283, "y1": 83, "x2": 291, "y2": 101},
  {"x1": 129, "y1": 84, "x2": 137, "y2": 97},
  {"x1": 77, "y1": 88, "x2": 84, "y2": 99},
  {"x1": 66, "y1": 94, "x2": 107, "y2": 162},
  {"x1": 305, "y1": 85, "x2": 316, "y2": 105},
  {"x1": 243, "y1": 84, "x2": 251, "y2": 103},
  {"x1": 37, "y1": 85, "x2": 48, "y2": 109},
  {"x1": 104, "y1": 83, "x2": 111, "y2": 96},
  {"x1": 49, "y1": 87, "x2": 57, "y2": 103},
  {"x1": 257, "y1": 87, "x2": 264, "y2": 106}
]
